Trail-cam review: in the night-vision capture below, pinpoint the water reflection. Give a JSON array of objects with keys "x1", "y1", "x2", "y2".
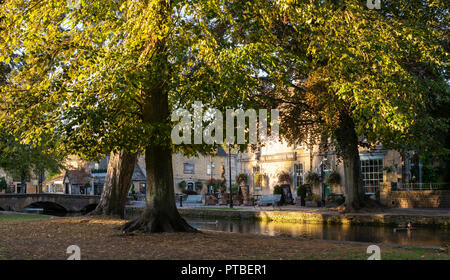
[{"x1": 187, "y1": 218, "x2": 450, "y2": 247}]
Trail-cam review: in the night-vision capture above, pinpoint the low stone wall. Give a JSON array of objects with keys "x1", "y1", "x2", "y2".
[
  {"x1": 124, "y1": 207, "x2": 450, "y2": 228},
  {"x1": 380, "y1": 183, "x2": 450, "y2": 208}
]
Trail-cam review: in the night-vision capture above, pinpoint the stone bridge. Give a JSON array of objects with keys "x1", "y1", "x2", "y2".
[{"x1": 0, "y1": 194, "x2": 100, "y2": 212}]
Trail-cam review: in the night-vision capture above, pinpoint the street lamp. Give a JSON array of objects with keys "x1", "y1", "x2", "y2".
[{"x1": 228, "y1": 145, "x2": 233, "y2": 208}]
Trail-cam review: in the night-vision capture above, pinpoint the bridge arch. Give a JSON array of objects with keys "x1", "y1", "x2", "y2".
[
  {"x1": 81, "y1": 203, "x2": 98, "y2": 214},
  {"x1": 25, "y1": 201, "x2": 68, "y2": 213}
]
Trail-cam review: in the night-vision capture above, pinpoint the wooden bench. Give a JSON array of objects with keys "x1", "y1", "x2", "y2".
[
  {"x1": 184, "y1": 195, "x2": 203, "y2": 204},
  {"x1": 255, "y1": 194, "x2": 282, "y2": 208}
]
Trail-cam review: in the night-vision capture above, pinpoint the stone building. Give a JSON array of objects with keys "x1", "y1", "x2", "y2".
[
  {"x1": 238, "y1": 137, "x2": 411, "y2": 201},
  {"x1": 172, "y1": 146, "x2": 238, "y2": 194}
]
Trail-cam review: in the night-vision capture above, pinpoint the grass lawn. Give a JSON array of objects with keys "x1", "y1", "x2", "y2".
[
  {"x1": 0, "y1": 212, "x2": 53, "y2": 224},
  {"x1": 0, "y1": 216, "x2": 448, "y2": 260},
  {"x1": 192, "y1": 207, "x2": 245, "y2": 211}
]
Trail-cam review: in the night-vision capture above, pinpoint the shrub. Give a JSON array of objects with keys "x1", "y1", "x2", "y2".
[
  {"x1": 0, "y1": 177, "x2": 6, "y2": 192},
  {"x1": 178, "y1": 180, "x2": 186, "y2": 190},
  {"x1": 230, "y1": 183, "x2": 239, "y2": 194},
  {"x1": 297, "y1": 184, "x2": 307, "y2": 198},
  {"x1": 273, "y1": 185, "x2": 283, "y2": 195},
  {"x1": 305, "y1": 171, "x2": 321, "y2": 185},
  {"x1": 312, "y1": 194, "x2": 322, "y2": 203}
]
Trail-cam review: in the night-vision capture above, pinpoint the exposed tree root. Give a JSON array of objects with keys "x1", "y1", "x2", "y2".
[{"x1": 120, "y1": 211, "x2": 198, "y2": 234}]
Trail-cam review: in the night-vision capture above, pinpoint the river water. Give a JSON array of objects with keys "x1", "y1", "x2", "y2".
[
  {"x1": 21, "y1": 208, "x2": 450, "y2": 247},
  {"x1": 186, "y1": 218, "x2": 450, "y2": 247}
]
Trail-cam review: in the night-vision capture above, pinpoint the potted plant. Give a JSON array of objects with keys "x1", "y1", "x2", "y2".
[
  {"x1": 297, "y1": 184, "x2": 307, "y2": 206},
  {"x1": 273, "y1": 185, "x2": 283, "y2": 194},
  {"x1": 305, "y1": 171, "x2": 321, "y2": 185},
  {"x1": 312, "y1": 194, "x2": 322, "y2": 207}
]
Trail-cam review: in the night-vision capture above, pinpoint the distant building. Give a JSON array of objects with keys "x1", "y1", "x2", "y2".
[
  {"x1": 172, "y1": 147, "x2": 238, "y2": 194},
  {"x1": 238, "y1": 137, "x2": 413, "y2": 200}
]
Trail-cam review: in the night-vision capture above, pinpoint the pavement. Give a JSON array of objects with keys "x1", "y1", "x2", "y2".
[{"x1": 127, "y1": 201, "x2": 450, "y2": 217}]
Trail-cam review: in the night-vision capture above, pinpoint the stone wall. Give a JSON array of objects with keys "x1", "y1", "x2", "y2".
[{"x1": 380, "y1": 182, "x2": 450, "y2": 208}]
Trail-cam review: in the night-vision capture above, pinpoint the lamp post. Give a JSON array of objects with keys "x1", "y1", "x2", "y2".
[{"x1": 229, "y1": 145, "x2": 233, "y2": 208}]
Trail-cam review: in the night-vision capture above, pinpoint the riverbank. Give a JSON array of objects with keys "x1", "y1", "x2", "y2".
[
  {"x1": 125, "y1": 205, "x2": 450, "y2": 228},
  {"x1": 0, "y1": 214, "x2": 448, "y2": 260}
]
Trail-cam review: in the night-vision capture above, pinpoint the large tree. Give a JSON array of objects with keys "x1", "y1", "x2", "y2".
[
  {"x1": 224, "y1": 0, "x2": 449, "y2": 209},
  {"x1": 0, "y1": 0, "x2": 259, "y2": 231}
]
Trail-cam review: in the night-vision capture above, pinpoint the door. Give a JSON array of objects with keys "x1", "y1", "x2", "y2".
[{"x1": 320, "y1": 163, "x2": 331, "y2": 200}]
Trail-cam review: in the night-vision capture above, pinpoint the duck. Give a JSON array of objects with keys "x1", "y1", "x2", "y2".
[{"x1": 393, "y1": 222, "x2": 413, "y2": 232}]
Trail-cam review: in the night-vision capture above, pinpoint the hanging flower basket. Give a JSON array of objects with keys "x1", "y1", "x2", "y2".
[
  {"x1": 305, "y1": 171, "x2": 321, "y2": 185},
  {"x1": 324, "y1": 171, "x2": 341, "y2": 186},
  {"x1": 278, "y1": 172, "x2": 291, "y2": 184}
]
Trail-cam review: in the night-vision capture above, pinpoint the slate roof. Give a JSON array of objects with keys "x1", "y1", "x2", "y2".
[
  {"x1": 65, "y1": 169, "x2": 92, "y2": 185},
  {"x1": 92, "y1": 162, "x2": 146, "y2": 185}
]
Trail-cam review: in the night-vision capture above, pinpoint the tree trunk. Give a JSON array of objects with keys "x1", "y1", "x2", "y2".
[
  {"x1": 120, "y1": 36, "x2": 196, "y2": 233},
  {"x1": 121, "y1": 145, "x2": 196, "y2": 233},
  {"x1": 90, "y1": 150, "x2": 138, "y2": 218},
  {"x1": 335, "y1": 111, "x2": 364, "y2": 210},
  {"x1": 20, "y1": 169, "x2": 26, "y2": 194}
]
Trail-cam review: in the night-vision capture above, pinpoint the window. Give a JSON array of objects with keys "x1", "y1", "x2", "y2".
[
  {"x1": 183, "y1": 163, "x2": 195, "y2": 174},
  {"x1": 253, "y1": 166, "x2": 261, "y2": 190},
  {"x1": 206, "y1": 162, "x2": 215, "y2": 175},
  {"x1": 361, "y1": 158, "x2": 384, "y2": 194},
  {"x1": 294, "y1": 163, "x2": 303, "y2": 188}
]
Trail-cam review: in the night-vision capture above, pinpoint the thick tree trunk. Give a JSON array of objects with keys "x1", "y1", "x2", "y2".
[
  {"x1": 90, "y1": 150, "x2": 138, "y2": 218},
  {"x1": 120, "y1": 36, "x2": 196, "y2": 233},
  {"x1": 335, "y1": 111, "x2": 364, "y2": 210},
  {"x1": 121, "y1": 145, "x2": 196, "y2": 233},
  {"x1": 20, "y1": 170, "x2": 26, "y2": 194}
]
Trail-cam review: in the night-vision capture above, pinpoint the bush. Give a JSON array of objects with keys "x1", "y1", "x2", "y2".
[
  {"x1": 312, "y1": 194, "x2": 322, "y2": 203},
  {"x1": 297, "y1": 184, "x2": 307, "y2": 198},
  {"x1": 230, "y1": 183, "x2": 239, "y2": 194},
  {"x1": 305, "y1": 171, "x2": 321, "y2": 185},
  {"x1": 0, "y1": 177, "x2": 6, "y2": 192},
  {"x1": 273, "y1": 185, "x2": 283, "y2": 195},
  {"x1": 178, "y1": 180, "x2": 187, "y2": 190}
]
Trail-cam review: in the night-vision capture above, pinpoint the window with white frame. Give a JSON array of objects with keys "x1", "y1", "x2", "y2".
[
  {"x1": 183, "y1": 163, "x2": 195, "y2": 174},
  {"x1": 360, "y1": 158, "x2": 384, "y2": 194},
  {"x1": 294, "y1": 163, "x2": 303, "y2": 188}
]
